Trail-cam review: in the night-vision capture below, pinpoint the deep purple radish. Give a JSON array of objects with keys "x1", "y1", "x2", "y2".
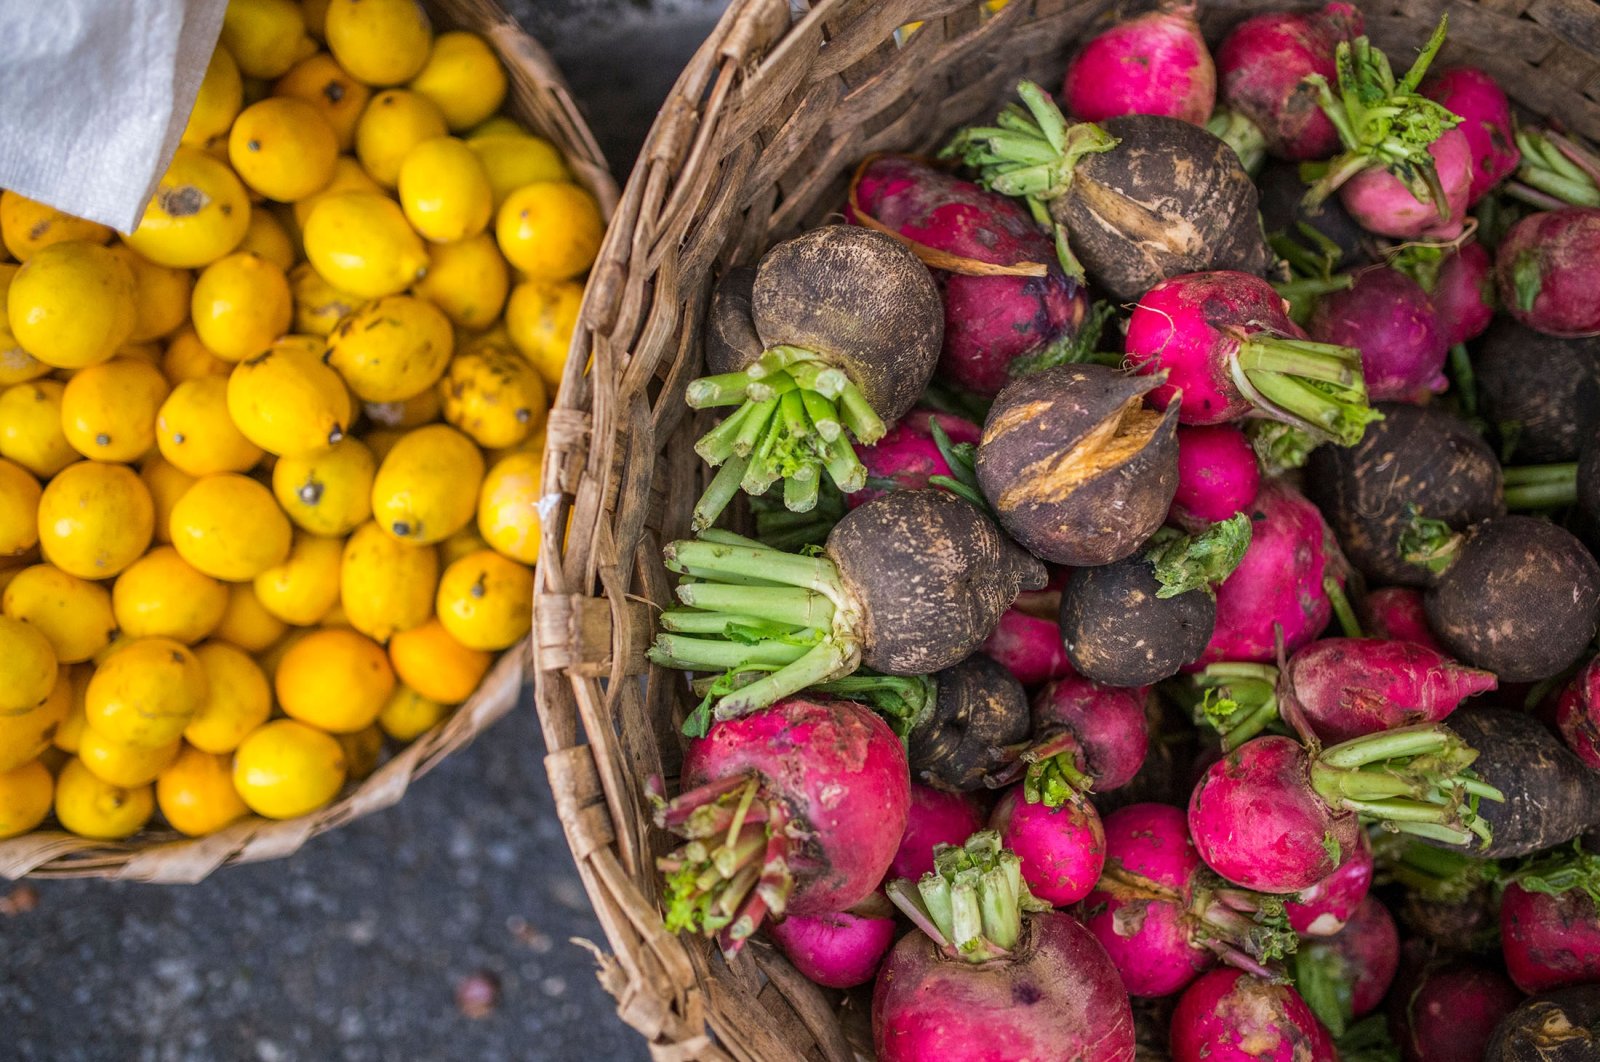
[
  {"x1": 899, "y1": 653, "x2": 1033, "y2": 793},
  {"x1": 1495, "y1": 207, "x2": 1600, "y2": 336},
  {"x1": 1279, "y1": 637, "x2": 1497, "y2": 745},
  {"x1": 981, "y1": 596, "x2": 1073, "y2": 687},
  {"x1": 875, "y1": 832, "x2": 1135, "y2": 1062},
  {"x1": 848, "y1": 156, "x2": 1088, "y2": 397},
  {"x1": 1361, "y1": 587, "x2": 1447, "y2": 654},
  {"x1": 1216, "y1": 2, "x2": 1364, "y2": 161},
  {"x1": 1556, "y1": 657, "x2": 1600, "y2": 771},
  {"x1": 850, "y1": 409, "x2": 982, "y2": 509},
  {"x1": 1062, "y1": 1, "x2": 1215, "y2": 126},
  {"x1": 990, "y1": 785, "x2": 1106, "y2": 906},
  {"x1": 1285, "y1": 831, "x2": 1374, "y2": 938},
  {"x1": 1500, "y1": 845, "x2": 1600, "y2": 993},
  {"x1": 1170, "y1": 424, "x2": 1261, "y2": 530},
  {"x1": 1170, "y1": 968, "x2": 1337, "y2": 1062},
  {"x1": 1309, "y1": 266, "x2": 1448, "y2": 403},
  {"x1": 1485, "y1": 985, "x2": 1600, "y2": 1062},
  {"x1": 1475, "y1": 320, "x2": 1600, "y2": 463},
  {"x1": 1292, "y1": 895, "x2": 1400, "y2": 1037},
  {"x1": 1431, "y1": 241, "x2": 1497, "y2": 346},
  {"x1": 1124, "y1": 271, "x2": 1376, "y2": 445},
  {"x1": 1391, "y1": 953, "x2": 1523, "y2": 1062},
  {"x1": 1029, "y1": 674, "x2": 1151, "y2": 798},
  {"x1": 655, "y1": 697, "x2": 910, "y2": 949},
  {"x1": 766, "y1": 906, "x2": 897, "y2": 989},
  {"x1": 891, "y1": 785, "x2": 986, "y2": 881},
  {"x1": 1423, "y1": 67, "x2": 1520, "y2": 205}
]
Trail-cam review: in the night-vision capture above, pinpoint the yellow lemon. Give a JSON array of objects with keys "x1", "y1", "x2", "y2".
[
  {"x1": 138, "y1": 454, "x2": 198, "y2": 545},
  {"x1": 169, "y1": 473, "x2": 292, "y2": 581},
  {"x1": 438, "y1": 524, "x2": 490, "y2": 568},
  {"x1": 370, "y1": 424, "x2": 483, "y2": 544},
  {"x1": 182, "y1": 45, "x2": 245, "y2": 146},
  {"x1": 290, "y1": 156, "x2": 385, "y2": 230},
  {"x1": 377, "y1": 683, "x2": 446, "y2": 741},
  {"x1": 0, "y1": 266, "x2": 49, "y2": 387},
  {"x1": 435, "y1": 549, "x2": 532, "y2": 651},
  {"x1": 125, "y1": 148, "x2": 252, "y2": 268},
  {"x1": 271, "y1": 437, "x2": 374, "y2": 536},
  {"x1": 325, "y1": 0, "x2": 431, "y2": 86},
  {"x1": 396, "y1": 136, "x2": 492, "y2": 242},
  {"x1": 302, "y1": 192, "x2": 429, "y2": 298},
  {"x1": 505, "y1": 278, "x2": 582, "y2": 389},
  {"x1": 338, "y1": 520, "x2": 436, "y2": 641},
  {"x1": 50, "y1": 665, "x2": 91, "y2": 752},
  {"x1": 477, "y1": 450, "x2": 541, "y2": 565},
  {"x1": 326, "y1": 294, "x2": 452, "y2": 402},
  {"x1": 212, "y1": 583, "x2": 288, "y2": 653},
  {"x1": 229, "y1": 97, "x2": 339, "y2": 203},
  {"x1": 0, "y1": 759, "x2": 52, "y2": 838},
  {"x1": 469, "y1": 134, "x2": 568, "y2": 211},
  {"x1": 495, "y1": 182, "x2": 603, "y2": 282},
  {"x1": 233, "y1": 718, "x2": 347, "y2": 818},
  {"x1": 2, "y1": 564, "x2": 116, "y2": 664},
  {"x1": 220, "y1": 0, "x2": 316, "y2": 79},
  {"x1": 0, "y1": 381, "x2": 75, "y2": 477},
  {"x1": 237, "y1": 206, "x2": 299, "y2": 271},
  {"x1": 438, "y1": 342, "x2": 547, "y2": 449},
  {"x1": 184, "y1": 641, "x2": 273, "y2": 752},
  {"x1": 0, "y1": 614, "x2": 57, "y2": 714},
  {"x1": 109, "y1": 244, "x2": 194, "y2": 343},
  {"x1": 253, "y1": 531, "x2": 343, "y2": 625},
  {"x1": 288, "y1": 261, "x2": 361, "y2": 336},
  {"x1": 156, "y1": 376, "x2": 266, "y2": 476},
  {"x1": 60, "y1": 357, "x2": 170, "y2": 463},
  {"x1": 353, "y1": 88, "x2": 446, "y2": 187},
  {"x1": 192, "y1": 251, "x2": 293, "y2": 362},
  {"x1": 413, "y1": 232, "x2": 507, "y2": 330},
  {"x1": 84, "y1": 636, "x2": 207, "y2": 748},
  {"x1": 407, "y1": 30, "x2": 506, "y2": 130},
  {"x1": 78, "y1": 728, "x2": 181, "y2": 788},
  {"x1": 54, "y1": 757, "x2": 154, "y2": 838},
  {"x1": 465, "y1": 115, "x2": 526, "y2": 140},
  {"x1": 36, "y1": 462, "x2": 154, "y2": 580},
  {"x1": 111, "y1": 547, "x2": 229, "y2": 643},
  {"x1": 388, "y1": 617, "x2": 488, "y2": 704},
  {"x1": 0, "y1": 191, "x2": 113, "y2": 261},
  {"x1": 156, "y1": 744, "x2": 251, "y2": 836},
  {"x1": 0, "y1": 668, "x2": 70, "y2": 770},
  {"x1": 161, "y1": 325, "x2": 232, "y2": 384},
  {"x1": 0, "y1": 458, "x2": 39, "y2": 559},
  {"x1": 273, "y1": 52, "x2": 370, "y2": 150},
  {"x1": 226, "y1": 339, "x2": 352, "y2": 455},
  {"x1": 275, "y1": 626, "x2": 394, "y2": 732},
  {"x1": 7, "y1": 240, "x2": 137, "y2": 369}
]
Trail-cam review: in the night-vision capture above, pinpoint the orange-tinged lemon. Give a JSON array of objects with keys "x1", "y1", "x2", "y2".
[
  {"x1": 0, "y1": 614, "x2": 58, "y2": 715},
  {"x1": 156, "y1": 376, "x2": 266, "y2": 476},
  {"x1": 0, "y1": 191, "x2": 113, "y2": 261},
  {"x1": 212, "y1": 583, "x2": 288, "y2": 653},
  {"x1": 494, "y1": 182, "x2": 602, "y2": 282},
  {"x1": 477, "y1": 450, "x2": 542, "y2": 565},
  {"x1": 0, "y1": 759, "x2": 52, "y2": 838},
  {"x1": 275, "y1": 626, "x2": 394, "y2": 733},
  {"x1": 237, "y1": 206, "x2": 299, "y2": 271},
  {"x1": 253, "y1": 531, "x2": 343, "y2": 625},
  {"x1": 505, "y1": 278, "x2": 582, "y2": 389},
  {"x1": 388, "y1": 617, "x2": 488, "y2": 705},
  {"x1": 59, "y1": 357, "x2": 170, "y2": 462},
  {"x1": 0, "y1": 457, "x2": 39, "y2": 560},
  {"x1": 138, "y1": 455, "x2": 198, "y2": 545},
  {"x1": 157, "y1": 744, "x2": 252, "y2": 836},
  {"x1": 162, "y1": 326, "x2": 232, "y2": 384},
  {"x1": 184, "y1": 641, "x2": 273, "y2": 753},
  {"x1": 229, "y1": 97, "x2": 339, "y2": 203},
  {"x1": 273, "y1": 52, "x2": 370, "y2": 150},
  {"x1": 169, "y1": 473, "x2": 292, "y2": 582},
  {"x1": 191, "y1": 251, "x2": 294, "y2": 362},
  {"x1": 84, "y1": 636, "x2": 207, "y2": 748},
  {"x1": 109, "y1": 244, "x2": 194, "y2": 343}
]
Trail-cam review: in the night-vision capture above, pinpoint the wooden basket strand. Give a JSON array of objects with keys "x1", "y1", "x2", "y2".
[{"x1": 0, "y1": 0, "x2": 618, "y2": 884}]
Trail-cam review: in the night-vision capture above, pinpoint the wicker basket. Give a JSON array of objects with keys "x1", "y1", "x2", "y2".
[
  {"x1": 536, "y1": 0, "x2": 1600, "y2": 1057},
  {"x1": 0, "y1": 0, "x2": 617, "y2": 884}
]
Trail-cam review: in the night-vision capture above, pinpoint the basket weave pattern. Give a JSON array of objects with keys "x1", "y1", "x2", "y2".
[
  {"x1": 0, "y1": 0, "x2": 617, "y2": 884},
  {"x1": 535, "y1": 0, "x2": 1600, "y2": 1057}
]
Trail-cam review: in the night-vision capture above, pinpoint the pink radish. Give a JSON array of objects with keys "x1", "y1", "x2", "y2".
[
  {"x1": 767, "y1": 906, "x2": 897, "y2": 989},
  {"x1": 849, "y1": 409, "x2": 982, "y2": 509},
  {"x1": 1360, "y1": 586, "x2": 1446, "y2": 654},
  {"x1": 1124, "y1": 271, "x2": 1376, "y2": 445},
  {"x1": 1216, "y1": 2, "x2": 1364, "y2": 161},
  {"x1": 1390, "y1": 952, "x2": 1524, "y2": 1062},
  {"x1": 875, "y1": 832, "x2": 1135, "y2": 1061},
  {"x1": 1338, "y1": 128, "x2": 1474, "y2": 240},
  {"x1": 1423, "y1": 67, "x2": 1520, "y2": 205},
  {"x1": 1309, "y1": 266, "x2": 1449, "y2": 403},
  {"x1": 1556, "y1": 656, "x2": 1600, "y2": 770},
  {"x1": 890, "y1": 784, "x2": 986, "y2": 881},
  {"x1": 981, "y1": 597, "x2": 1073, "y2": 687},
  {"x1": 1496, "y1": 207, "x2": 1600, "y2": 336},
  {"x1": 1062, "y1": 2, "x2": 1215, "y2": 126},
  {"x1": 1285, "y1": 830, "x2": 1374, "y2": 937},
  {"x1": 655, "y1": 696, "x2": 910, "y2": 949},
  {"x1": 1430, "y1": 241, "x2": 1497, "y2": 346},
  {"x1": 1500, "y1": 845, "x2": 1600, "y2": 993},
  {"x1": 1027, "y1": 673, "x2": 1151, "y2": 800},
  {"x1": 1169, "y1": 423, "x2": 1262, "y2": 529},
  {"x1": 1291, "y1": 895, "x2": 1400, "y2": 1036},
  {"x1": 990, "y1": 785, "x2": 1105, "y2": 905},
  {"x1": 1170, "y1": 968, "x2": 1337, "y2": 1062}
]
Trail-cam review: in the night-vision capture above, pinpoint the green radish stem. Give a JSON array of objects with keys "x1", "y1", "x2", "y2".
[
  {"x1": 1372, "y1": 833, "x2": 1500, "y2": 901},
  {"x1": 1398, "y1": 504, "x2": 1462, "y2": 575},
  {"x1": 1247, "y1": 419, "x2": 1318, "y2": 476},
  {"x1": 1208, "y1": 106, "x2": 1267, "y2": 176},
  {"x1": 884, "y1": 830, "x2": 1050, "y2": 962},
  {"x1": 1145, "y1": 514, "x2": 1254, "y2": 599},
  {"x1": 808, "y1": 671, "x2": 937, "y2": 740},
  {"x1": 1007, "y1": 300, "x2": 1123, "y2": 376},
  {"x1": 1502, "y1": 462, "x2": 1578, "y2": 510},
  {"x1": 1193, "y1": 662, "x2": 1285, "y2": 751},
  {"x1": 1021, "y1": 731, "x2": 1096, "y2": 808},
  {"x1": 1229, "y1": 332, "x2": 1381, "y2": 447},
  {"x1": 1324, "y1": 576, "x2": 1362, "y2": 638},
  {"x1": 1448, "y1": 343, "x2": 1478, "y2": 417},
  {"x1": 1506, "y1": 128, "x2": 1600, "y2": 209},
  {"x1": 1503, "y1": 841, "x2": 1600, "y2": 905},
  {"x1": 925, "y1": 419, "x2": 989, "y2": 510}
]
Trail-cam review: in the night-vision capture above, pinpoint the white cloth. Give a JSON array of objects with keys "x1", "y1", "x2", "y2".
[{"x1": 0, "y1": 0, "x2": 230, "y2": 233}]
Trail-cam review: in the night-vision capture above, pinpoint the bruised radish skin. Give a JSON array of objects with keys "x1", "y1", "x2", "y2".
[
  {"x1": 1501, "y1": 881, "x2": 1600, "y2": 993},
  {"x1": 1361, "y1": 587, "x2": 1447, "y2": 654},
  {"x1": 1294, "y1": 895, "x2": 1400, "y2": 1026},
  {"x1": 1423, "y1": 67, "x2": 1520, "y2": 205},
  {"x1": 981, "y1": 602, "x2": 1073, "y2": 687},
  {"x1": 1339, "y1": 128, "x2": 1474, "y2": 240},
  {"x1": 1216, "y1": 2, "x2": 1364, "y2": 161},
  {"x1": 1170, "y1": 968, "x2": 1337, "y2": 1062},
  {"x1": 1309, "y1": 267, "x2": 1448, "y2": 403},
  {"x1": 766, "y1": 908, "x2": 897, "y2": 989},
  {"x1": 1170, "y1": 423, "x2": 1262, "y2": 529},
  {"x1": 1555, "y1": 657, "x2": 1600, "y2": 770},
  {"x1": 1432, "y1": 241, "x2": 1497, "y2": 346},
  {"x1": 976, "y1": 364, "x2": 1178, "y2": 567},
  {"x1": 1476, "y1": 320, "x2": 1600, "y2": 463},
  {"x1": 850, "y1": 410, "x2": 983, "y2": 509},
  {"x1": 1060, "y1": 556, "x2": 1215, "y2": 686},
  {"x1": 1485, "y1": 986, "x2": 1600, "y2": 1062},
  {"x1": 849, "y1": 156, "x2": 1087, "y2": 396},
  {"x1": 905, "y1": 653, "x2": 1031, "y2": 792},
  {"x1": 1031, "y1": 675, "x2": 1151, "y2": 791},
  {"x1": 1392, "y1": 955, "x2": 1524, "y2": 1062},
  {"x1": 1285, "y1": 831, "x2": 1374, "y2": 938},
  {"x1": 1279, "y1": 638, "x2": 1497, "y2": 745},
  {"x1": 890, "y1": 785, "x2": 986, "y2": 881},
  {"x1": 1495, "y1": 207, "x2": 1600, "y2": 337},
  {"x1": 1062, "y1": 2, "x2": 1215, "y2": 126},
  {"x1": 990, "y1": 785, "x2": 1106, "y2": 906}
]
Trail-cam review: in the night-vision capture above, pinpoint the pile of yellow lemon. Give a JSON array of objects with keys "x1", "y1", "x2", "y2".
[{"x1": 0, "y1": 0, "x2": 601, "y2": 845}]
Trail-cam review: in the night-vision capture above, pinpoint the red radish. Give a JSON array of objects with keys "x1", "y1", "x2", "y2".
[
  {"x1": 1285, "y1": 831, "x2": 1374, "y2": 937},
  {"x1": 849, "y1": 410, "x2": 982, "y2": 509},
  {"x1": 890, "y1": 785, "x2": 986, "y2": 881},
  {"x1": 1124, "y1": 271, "x2": 1376, "y2": 445},
  {"x1": 1500, "y1": 845, "x2": 1600, "y2": 993},
  {"x1": 981, "y1": 602, "x2": 1073, "y2": 687},
  {"x1": 1423, "y1": 67, "x2": 1520, "y2": 205},
  {"x1": 1430, "y1": 242, "x2": 1497, "y2": 346},
  {"x1": 767, "y1": 906, "x2": 897, "y2": 989},
  {"x1": 875, "y1": 832, "x2": 1135, "y2": 1061},
  {"x1": 1028, "y1": 674, "x2": 1151, "y2": 799},
  {"x1": 655, "y1": 697, "x2": 910, "y2": 950},
  {"x1": 1339, "y1": 129, "x2": 1474, "y2": 240},
  {"x1": 1062, "y1": 2, "x2": 1215, "y2": 126},
  {"x1": 1170, "y1": 423, "x2": 1262, "y2": 529},
  {"x1": 848, "y1": 155, "x2": 1088, "y2": 396},
  {"x1": 1390, "y1": 953, "x2": 1524, "y2": 1062},
  {"x1": 1216, "y1": 2, "x2": 1364, "y2": 161},
  {"x1": 1556, "y1": 657, "x2": 1600, "y2": 770},
  {"x1": 1361, "y1": 587, "x2": 1447, "y2": 654},
  {"x1": 1309, "y1": 266, "x2": 1449, "y2": 403},
  {"x1": 990, "y1": 785, "x2": 1106, "y2": 905},
  {"x1": 1187, "y1": 724, "x2": 1500, "y2": 894},
  {"x1": 1496, "y1": 207, "x2": 1600, "y2": 337},
  {"x1": 1292, "y1": 895, "x2": 1400, "y2": 1037},
  {"x1": 1171, "y1": 968, "x2": 1337, "y2": 1062}
]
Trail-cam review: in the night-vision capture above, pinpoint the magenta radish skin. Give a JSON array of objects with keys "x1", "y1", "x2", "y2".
[
  {"x1": 1062, "y1": 2, "x2": 1215, "y2": 126},
  {"x1": 1031, "y1": 674, "x2": 1151, "y2": 791},
  {"x1": 1555, "y1": 657, "x2": 1600, "y2": 771},
  {"x1": 767, "y1": 908, "x2": 897, "y2": 989},
  {"x1": 990, "y1": 786, "x2": 1106, "y2": 906},
  {"x1": 680, "y1": 697, "x2": 911, "y2": 918},
  {"x1": 1216, "y1": 2, "x2": 1364, "y2": 161},
  {"x1": 1309, "y1": 266, "x2": 1448, "y2": 403},
  {"x1": 1313, "y1": 894, "x2": 1401, "y2": 1017},
  {"x1": 1285, "y1": 831, "x2": 1374, "y2": 937},
  {"x1": 1501, "y1": 881, "x2": 1600, "y2": 993},
  {"x1": 981, "y1": 606, "x2": 1072, "y2": 687},
  {"x1": 1171, "y1": 968, "x2": 1338, "y2": 1062},
  {"x1": 1361, "y1": 587, "x2": 1447, "y2": 654},
  {"x1": 890, "y1": 785, "x2": 987, "y2": 881},
  {"x1": 850, "y1": 156, "x2": 1087, "y2": 396},
  {"x1": 1496, "y1": 207, "x2": 1600, "y2": 337},
  {"x1": 1338, "y1": 127, "x2": 1475, "y2": 240},
  {"x1": 872, "y1": 909, "x2": 1135, "y2": 1062},
  {"x1": 1392, "y1": 957, "x2": 1524, "y2": 1062},
  {"x1": 1280, "y1": 638, "x2": 1498, "y2": 745},
  {"x1": 1170, "y1": 423, "x2": 1262, "y2": 529},
  {"x1": 1193, "y1": 479, "x2": 1341, "y2": 667},
  {"x1": 1423, "y1": 67, "x2": 1520, "y2": 204},
  {"x1": 1432, "y1": 242, "x2": 1497, "y2": 346},
  {"x1": 849, "y1": 410, "x2": 983, "y2": 509}
]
